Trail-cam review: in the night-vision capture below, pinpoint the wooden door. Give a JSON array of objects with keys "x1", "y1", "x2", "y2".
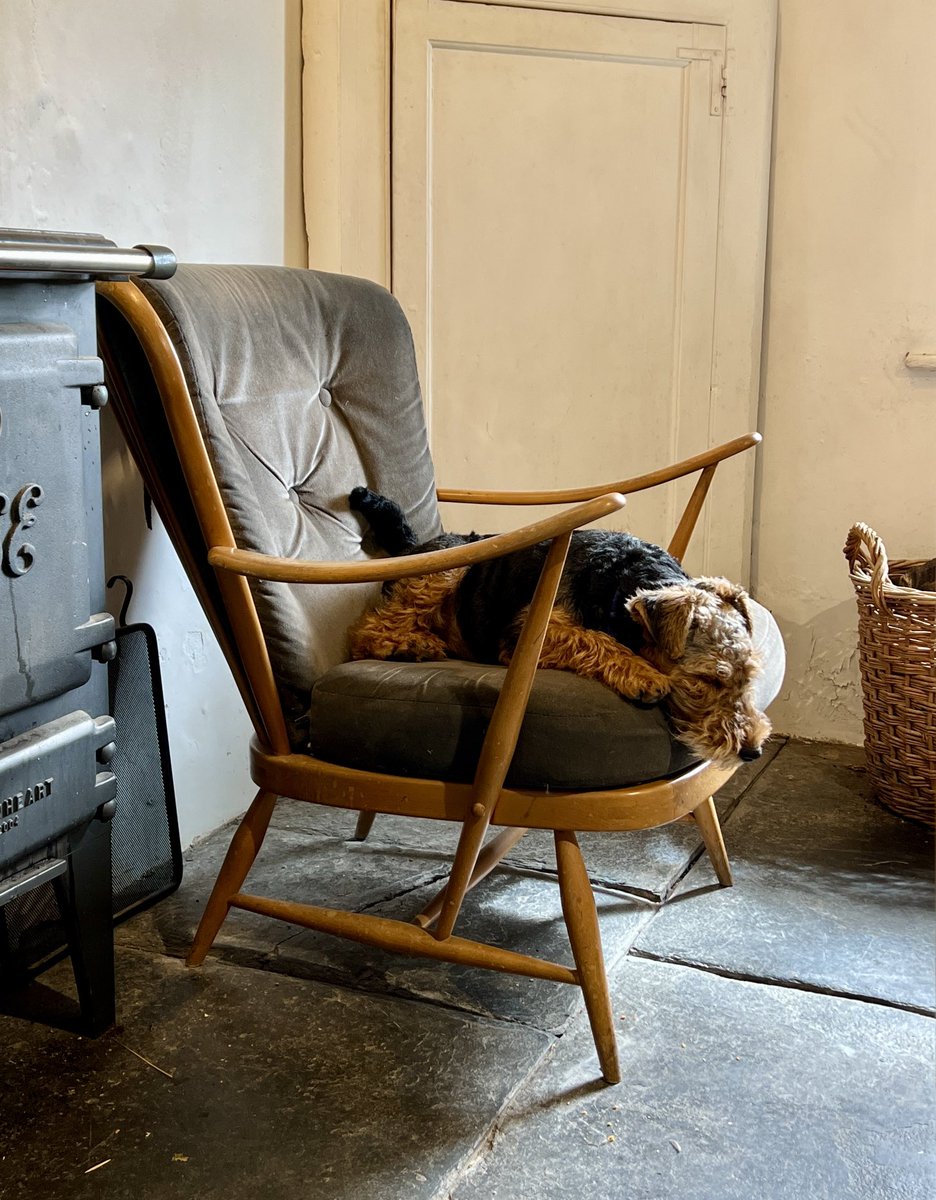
[{"x1": 392, "y1": 0, "x2": 735, "y2": 575}]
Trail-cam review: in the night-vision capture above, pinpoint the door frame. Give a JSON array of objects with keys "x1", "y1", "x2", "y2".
[{"x1": 301, "y1": 0, "x2": 777, "y2": 581}]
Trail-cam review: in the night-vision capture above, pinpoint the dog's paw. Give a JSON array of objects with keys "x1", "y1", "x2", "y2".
[
  {"x1": 629, "y1": 664, "x2": 671, "y2": 704},
  {"x1": 391, "y1": 634, "x2": 449, "y2": 662}
]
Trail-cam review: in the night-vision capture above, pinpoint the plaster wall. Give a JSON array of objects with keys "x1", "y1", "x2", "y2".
[
  {"x1": 755, "y1": 0, "x2": 936, "y2": 743},
  {"x1": 0, "y1": 0, "x2": 305, "y2": 845}
]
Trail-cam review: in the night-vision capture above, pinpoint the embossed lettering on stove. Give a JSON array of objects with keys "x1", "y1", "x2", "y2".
[{"x1": 0, "y1": 777, "x2": 55, "y2": 834}]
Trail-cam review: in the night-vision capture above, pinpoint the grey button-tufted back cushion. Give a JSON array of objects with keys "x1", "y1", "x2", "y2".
[{"x1": 140, "y1": 266, "x2": 442, "y2": 745}]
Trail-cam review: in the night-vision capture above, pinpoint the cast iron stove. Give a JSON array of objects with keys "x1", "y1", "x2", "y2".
[{"x1": 0, "y1": 229, "x2": 175, "y2": 1031}]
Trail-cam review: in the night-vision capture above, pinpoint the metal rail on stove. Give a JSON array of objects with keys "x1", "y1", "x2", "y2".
[{"x1": 0, "y1": 233, "x2": 176, "y2": 279}]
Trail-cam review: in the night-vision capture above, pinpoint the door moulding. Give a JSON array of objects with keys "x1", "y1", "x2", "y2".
[{"x1": 301, "y1": 0, "x2": 777, "y2": 582}]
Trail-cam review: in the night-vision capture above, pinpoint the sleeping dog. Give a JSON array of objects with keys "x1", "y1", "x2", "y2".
[{"x1": 347, "y1": 487, "x2": 771, "y2": 765}]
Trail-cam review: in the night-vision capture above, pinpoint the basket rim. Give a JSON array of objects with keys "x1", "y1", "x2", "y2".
[
  {"x1": 845, "y1": 524, "x2": 935, "y2": 607},
  {"x1": 848, "y1": 566, "x2": 936, "y2": 606}
]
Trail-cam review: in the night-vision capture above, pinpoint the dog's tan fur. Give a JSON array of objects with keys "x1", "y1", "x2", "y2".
[
  {"x1": 503, "y1": 606, "x2": 671, "y2": 703},
  {"x1": 348, "y1": 571, "x2": 769, "y2": 765},
  {"x1": 348, "y1": 567, "x2": 472, "y2": 664}
]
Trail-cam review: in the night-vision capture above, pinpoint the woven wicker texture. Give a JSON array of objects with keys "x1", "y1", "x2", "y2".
[{"x1": 844, "y1": 524, "x2": 935, "y2": 827}]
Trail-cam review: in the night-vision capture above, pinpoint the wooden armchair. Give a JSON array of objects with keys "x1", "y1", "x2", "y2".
[{"x1": 96, "y1": 266, "x2": 783, "y2": 1084}]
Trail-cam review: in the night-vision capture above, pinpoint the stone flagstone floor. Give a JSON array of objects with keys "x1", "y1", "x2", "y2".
[{"x1": 1, "y1": 739, "x2": 933, "y2": 1200}]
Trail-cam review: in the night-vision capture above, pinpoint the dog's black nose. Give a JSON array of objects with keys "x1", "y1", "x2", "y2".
[{"x1": 739, "y1": 746, "x2": 762, "y2": 762}]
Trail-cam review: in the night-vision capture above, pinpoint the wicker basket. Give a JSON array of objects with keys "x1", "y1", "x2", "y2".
[{"x1": 844, "y1": 524, "x2": 936, "y2": 827}]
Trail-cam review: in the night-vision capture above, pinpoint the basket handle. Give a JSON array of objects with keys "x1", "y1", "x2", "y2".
[{"x1": 844, "y1": 523, "x2": 891, "y2": 609}]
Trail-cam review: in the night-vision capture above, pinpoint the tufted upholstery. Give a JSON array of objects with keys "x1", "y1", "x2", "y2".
[{"x1": 138, "y1": 266, "x2": 443, "y2": 744}]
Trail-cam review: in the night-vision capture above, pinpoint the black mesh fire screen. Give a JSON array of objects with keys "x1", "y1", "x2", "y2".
[
  {"x1": 108, "y1": 623, "x2": 182, "y2": 920},
  {"x1": 0, "y1": 624, "x2": 181, "y2": 981}
]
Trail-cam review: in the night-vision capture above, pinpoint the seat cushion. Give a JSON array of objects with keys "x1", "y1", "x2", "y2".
[{"x1": 307, "y1": 600, "x2": 785, "y2": 790}]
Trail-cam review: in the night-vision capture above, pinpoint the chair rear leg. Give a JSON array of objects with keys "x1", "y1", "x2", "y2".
[
  {"x1": 353, "y1": 811, "x2": 377, "y2": 841},
  {"x1": 554, "y1": 829, "x2": 621, "y2": 1084},
  {"x1": 691, "y1": 796, "x2": 733, "y2": 887},
  {"x1": 413, "y1": 826, "x2": 529, "y2": 929},
  {"x1": 187, "y1": 789, "x2": 277, "y2": 967}
]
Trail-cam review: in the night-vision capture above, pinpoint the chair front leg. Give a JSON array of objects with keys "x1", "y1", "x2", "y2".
[
  {"x1": 691, "y1": 796, "x2": 733, "y2": 887},
  {"x1": 187, "y1": 788, "x2": 277, "y2": 967},
  {"x1": 554, "y1": 829, "x2": 621, "y2": 1084}
]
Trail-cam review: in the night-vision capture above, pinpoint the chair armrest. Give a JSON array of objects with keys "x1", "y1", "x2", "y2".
[
  {"x1": 207, "y1": 492, "x2": 625, "y2": 584},
  {"x1": 437, "y1": 432, "x2": 761, "y2": 505}
]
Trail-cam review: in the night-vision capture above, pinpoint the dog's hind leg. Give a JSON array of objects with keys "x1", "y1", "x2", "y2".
[
  {"x1": 348, "y1": 600, "x2": 449, "y2": 661},
  {"x1": 505, "y1": 607, "x2": 670, "y2": 703},
  {"x1": 348, "y1": 570, "x2": 467, "y2": 662}
]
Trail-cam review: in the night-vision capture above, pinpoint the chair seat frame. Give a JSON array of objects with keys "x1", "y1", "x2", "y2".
[{"x1": 97, "y1": 278, "x2": 759, "y2": 1084}]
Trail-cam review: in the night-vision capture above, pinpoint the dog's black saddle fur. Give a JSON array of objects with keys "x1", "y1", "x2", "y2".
[{"x1": 350, "y1": 486, "x2": 690, "y2": 661}]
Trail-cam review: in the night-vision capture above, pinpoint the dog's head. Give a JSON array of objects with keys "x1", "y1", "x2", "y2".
[{"x1": 626, "y1": 577, "x2": 771, "y2": 765}]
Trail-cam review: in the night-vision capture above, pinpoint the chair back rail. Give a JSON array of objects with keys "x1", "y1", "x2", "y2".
[
  {"x1": 97, "y1": 280, "x2": 291, "y2": 755},
  {"x1": 98, "y1": 325, "x2": 266, "y2": 737}
]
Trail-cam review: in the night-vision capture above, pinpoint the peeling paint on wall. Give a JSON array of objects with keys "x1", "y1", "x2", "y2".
[{"x1": 182, "y1": 631, "x2": 207, "y2": 674}]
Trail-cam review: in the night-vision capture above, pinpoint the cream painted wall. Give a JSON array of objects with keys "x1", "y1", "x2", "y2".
[
  {"x1": 1, "y1": 0, "x2": 305, "y2": 845},
  {"x1": 754, "y1": 0, "x2": 936, "y2": 743}
]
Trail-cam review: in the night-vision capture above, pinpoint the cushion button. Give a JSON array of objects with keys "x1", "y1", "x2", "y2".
[{"x1": 319, "y1": 386, "x2": 332, "y2": 408}]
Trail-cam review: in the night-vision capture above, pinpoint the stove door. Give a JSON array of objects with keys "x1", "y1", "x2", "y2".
[
  {"x1": 0, "y1": 323, "x2": 115, "y2": 716},
  {"x1": 0, "y1": 710, "x2": 117, "y2": 865}
]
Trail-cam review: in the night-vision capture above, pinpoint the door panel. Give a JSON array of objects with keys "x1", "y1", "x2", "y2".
[{"x1": 393, "y1": 0, "x2": 729, "y2": 573}]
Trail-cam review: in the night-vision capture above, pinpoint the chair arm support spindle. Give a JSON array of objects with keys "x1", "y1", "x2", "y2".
[
  {"x1": 433, "y1": 531, "x2": 573, "y2": 941},
  {"x1": 667, "y1": 464, "x2": 718, "y2": 563}
]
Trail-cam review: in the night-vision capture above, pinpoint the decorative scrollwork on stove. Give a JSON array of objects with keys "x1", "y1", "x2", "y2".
[{"x1": 2, "y1": 483, "x2": 44, "y2": 578}]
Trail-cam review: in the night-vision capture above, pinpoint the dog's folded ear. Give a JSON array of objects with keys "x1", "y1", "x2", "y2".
[
  {"x1": 626, "y1": 587, "x2": 694, "y2": 660},
  {"x1": 695, "y1": 577, "x2": 754, "y2": 635}
]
